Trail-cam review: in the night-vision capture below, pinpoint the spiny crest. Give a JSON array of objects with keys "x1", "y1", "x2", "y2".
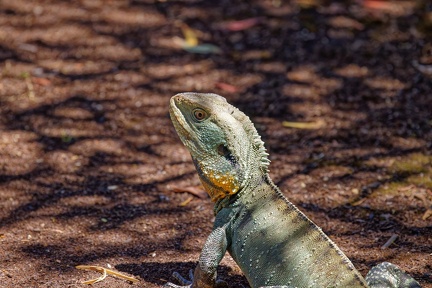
[{"x1": 230, "y1": 105, "x2": 270, "y2": 173}]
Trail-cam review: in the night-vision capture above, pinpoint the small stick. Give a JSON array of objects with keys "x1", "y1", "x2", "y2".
[
  {"x1": 76, "y1": 265, "x2": 139, "y2": 284},
  {"x1": 82, "y1": 267, "x2": 107, "y2": 285},
  {"x1": 24, "y1": 76, "x2": 35, "y2": 99},
  {"x1": 179, "y1": 196, "x2": 194, "y2": 206},
  {"x1": 381, "y1": 234, "x2": 398, "y2": 249},
  {"x1": 171, "y1": 186, "x2": 207, "y2": 199}
]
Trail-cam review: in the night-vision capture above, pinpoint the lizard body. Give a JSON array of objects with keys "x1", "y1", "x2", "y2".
[{"x1": 166, "y1": 92, "x2": 421, "y2": 288}]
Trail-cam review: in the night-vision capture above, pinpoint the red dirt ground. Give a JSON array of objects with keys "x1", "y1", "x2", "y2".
[{"x1": 0, "y1": 0, "x2": 431, "y2": 287}]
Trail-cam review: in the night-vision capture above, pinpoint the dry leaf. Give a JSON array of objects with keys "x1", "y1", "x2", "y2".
[
  {"x1": 183, "y1": 44, "x2": 222, "y2": 54},
  {"x1": 282, "y1": 119, "x2": 325, "y2": 129},
  {"x1": 216, "y1": 17, "x2": 263, "y2": 31},
  {"x1": 328, "y1": 16, "x2": 364, "y2": 30},
  {"x1": 180, "y1": 24, "x2": 198, "y2": 47},
  {"x1": 171, "y1": 186, "x2": 207, "y2": 199},
  {"x1": 32, "y1": 77, "x2": 52, "y2": 86},
  {"x1": 363, "y1": 0, "x2": 414, "y2": 17},
  {"x1": 177, "y1": 23, "x2": 221, "y2": 54},
  {"x1": 296, "y1": 0, "x2": 322, "y2": 8},
  {"x1": 215, "y1": 82, "x2": 239, "y2": 93}
]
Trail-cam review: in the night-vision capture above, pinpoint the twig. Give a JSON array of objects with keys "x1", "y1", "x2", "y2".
[
  {"x1": 171, "y1": 186, "x2": 207, "y2": 199},
  {"x1": 381, "y1": 234, "x2": 398, "y2": 249},
  {"x1": 422, "y1": 208, "x2": 432, "y2": 220},
  {"x1": 179, "y1": 196, "x2": 194, "y2": 207},
  {"x1": 24, "y1": 75, "x2": 35, "y2": 99},
  {"x1": 76, "y1": 265, "x2": 139, "y2": 284}
]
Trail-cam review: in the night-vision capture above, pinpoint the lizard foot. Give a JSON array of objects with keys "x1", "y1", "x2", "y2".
[
  {"x1": 164, "y1": 269, "x2": 193, "y2": 287},
  {"x1": 163, "y1": 269, "x2": 229, "y2": 288}
]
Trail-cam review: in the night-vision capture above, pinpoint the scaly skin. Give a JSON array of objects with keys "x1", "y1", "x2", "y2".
[{"x1": 165, "y1": 92, "x2": 421, "y2": 288}]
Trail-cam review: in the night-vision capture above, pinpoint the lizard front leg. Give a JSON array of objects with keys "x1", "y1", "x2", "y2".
[{"x1": 165, "y1": 226, "x2": 229, "y2": 288}]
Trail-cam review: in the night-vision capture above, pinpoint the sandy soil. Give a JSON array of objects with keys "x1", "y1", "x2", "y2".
[{"x1": 0, "y1": 0, "x2": 431, "y2": 287}]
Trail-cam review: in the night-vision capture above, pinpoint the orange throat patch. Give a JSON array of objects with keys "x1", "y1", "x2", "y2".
[{"x1": 199, "y1": 171, "x2": 240, "y2": 202}]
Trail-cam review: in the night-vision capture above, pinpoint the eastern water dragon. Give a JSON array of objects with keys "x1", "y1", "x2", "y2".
[{"x1": 165, "y1": 92, "x2": 421, "y2": 288}]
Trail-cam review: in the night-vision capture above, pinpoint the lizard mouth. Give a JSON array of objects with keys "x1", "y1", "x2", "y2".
[{"x1": 169, "y1": 95, "x2": 194, "y2": 145}]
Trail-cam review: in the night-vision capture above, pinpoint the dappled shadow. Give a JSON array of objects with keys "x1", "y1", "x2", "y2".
[
  {"x1": 117, "y1": 261, "x2": 248, "y2": 286},
  {"x1": 0, "y1": 0, "x2": 431, "y2": 287}
]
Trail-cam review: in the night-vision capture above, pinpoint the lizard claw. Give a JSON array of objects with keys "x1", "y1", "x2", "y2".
[
  {"x1": 173, "y1": 269, "x2": 194, "y2": 285},
  {"x1": 163, "y1": 269, "x2": 193, "y2": 288},
  {"x1": 164, "y1": 270, "x2": 228, "y2": 288},
  {"x1": 163, "y1": 283, "x2": 190, "y2": 288}
]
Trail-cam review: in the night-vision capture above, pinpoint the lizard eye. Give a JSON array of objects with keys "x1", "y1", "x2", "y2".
[{"x1": 193, "y1": 108, "x2": 207, "y2": 121}]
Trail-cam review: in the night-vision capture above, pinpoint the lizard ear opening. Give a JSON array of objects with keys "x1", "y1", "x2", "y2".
[
  {"x1": 217, "y1": 144, "x2": 230, "y2": 157},
  {"x1": 217, "y1": 144, "x2": 240, "y2": 170}
]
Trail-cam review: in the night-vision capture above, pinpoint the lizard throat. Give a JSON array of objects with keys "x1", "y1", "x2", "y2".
[{"x1": 193, "y1": 158, "x2": 240, "y2": 202}]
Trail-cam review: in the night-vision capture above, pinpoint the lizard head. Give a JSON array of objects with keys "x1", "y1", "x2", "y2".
[{"x1": 169, "y1": 92, "x2": 269, "y2": 202}]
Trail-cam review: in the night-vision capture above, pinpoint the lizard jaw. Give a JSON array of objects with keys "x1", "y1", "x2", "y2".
[{"x1": 169, "y1": 95, "x2": 194, "y2": 146}]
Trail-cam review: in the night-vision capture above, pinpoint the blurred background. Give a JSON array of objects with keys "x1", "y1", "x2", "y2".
[{"x1": 0, "y1": 0, "x2": 431, "y2": 287}]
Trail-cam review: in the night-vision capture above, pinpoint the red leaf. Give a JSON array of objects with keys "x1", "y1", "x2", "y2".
[
  {"x1": 32, "y1": 77, "x2": 51, "y2": 86},
  {"x1": 215, "y1": 82, "x2": 239, "y2": 93},
  {"x1": 217, "y1": 17, "x2": 263, "y2": 31}
]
